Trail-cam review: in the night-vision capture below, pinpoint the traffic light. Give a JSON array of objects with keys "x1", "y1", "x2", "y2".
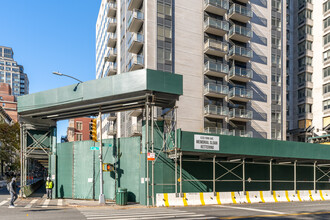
[
  {"x1": 102, "y1": 163, "x2": 114, "y2": 172},
  {"x1": 89, "y1": 119, "x2": 98, "y2": 142}
]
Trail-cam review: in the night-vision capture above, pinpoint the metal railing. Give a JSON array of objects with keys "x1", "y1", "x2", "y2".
[
  {"x1": 229, "y1": 108, "x2": 252, "y2": 119},
  {"x1": 204, "y1": 127, "x2": 231, "y2": 135},
  {"x1": 231, "y1": 130, "x2": 253, "y2": 138},
  {"x1": 204, "y1": 0, "x2": 229, "y2": 10},
  {"x1": 229, "y1": 66, "x2": 253, "y2": 79},
  {"x1": 204, "y1": 83, "x2": 228, "y2": 95},
  {"x1": 204, "y1": 17, "x2": 229, "y2": 32},
  {"x1": 204, "y1": 105, "x2": 229, "y2": 116},
  {"x1": 204, "y1": 39, "x2": 229, "y2": 53},
  {"x1": 229, "y1": 87, "x2": 253, "y2": 99},
  {"x1": 128, "y1": 9, "x2": 144, "y2": 28},
  {"x1": 229, "y1": 46, "x2": 253, "y2": 58},
  {"x1": 127, "y1": 54, "x2": 144, "y2": 70},
  {"x1": 107, "y1": 48, "x2": 117, "y2": 57},
  {"x1": 229, "y1": 3, "x2": 252, "y2": 18},
  {"x1": 204, "y1": 61, "x2": 229, "y2": 74},
  {"x1": 128, "y1": 33, "x2": 144, "y2": 48},
  {"x1": 229, "y1": 25, "x2": 252, "y2": 38}
]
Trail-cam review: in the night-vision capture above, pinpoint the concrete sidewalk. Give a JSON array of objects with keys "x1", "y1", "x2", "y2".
[{"x1": 64, "y1": 199, "x2": 146, "y2": 209}]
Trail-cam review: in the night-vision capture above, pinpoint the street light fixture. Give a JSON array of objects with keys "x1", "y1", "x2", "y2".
[{"x1": 52, "y1": 71, "x2": 83, "y2": 83}]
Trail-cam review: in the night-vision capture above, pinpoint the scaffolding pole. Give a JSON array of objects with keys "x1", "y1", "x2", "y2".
[
  {"x1": 314, "y1": 161, "x2": 317, "y2": 193},
  {"x1": 270, "y1": 159, "x2": 272, "y2": 194},
  {"x1": 243, "y1": 158, "x2": 245, "y2": 195},
  {"x1": 145, "y1": 101, "x2": 150, "y2": 207},
  {"x1": 213, "y1": 156, "x2": 216, "y2": 196},
  {"x1": 180, "y1": 151, "x2": 182, "y2": 197},
  {"x1": 99, "y1": 107, "x2": 105, "y2": 204},
  {"x1": 294, "y1": 160, "x2": 297, "y2": 194},
  {"x1": 151, "y1": 102, "x2": 155, "y2": 207},
  {"x1": 174, "y1": 107, "x2": 178, "y2": 196}
]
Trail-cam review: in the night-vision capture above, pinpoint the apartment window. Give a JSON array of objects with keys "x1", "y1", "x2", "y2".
[
  {"x1": 324, "y1": 0, "x2": 330, "y2": 13},
  {"x1": 272, "y1": 73, "x2": 281, "y2": 85},
  {"x1": 271, "y1": 36, "x2": 281, "y2": 49},
  {"x1": 298, "y1": 41, "x2": 312, "y2": 55},
  {"x1": 299, "y1": 0, "x2": 312, "y2": 9},
  {"x1": 298, "y1": 73, "x2": 312, "y2": 84},
  {"x1": 271, "y1": 17, "x2": 281, "y2": 30},
  {"x1": 272, "y1": 54, "x2": 281, "y2": 66},
  {"x1": 324, "y1": 67, "x2": 330, "y2": 78},
  {"x1": 76, "y1": 121, "x2": 83, "y2": 130},
  {"x1": 298, "y1": 104, "x2": 312, "y2": 114},
  {"x1": 272, "y1": 0, "x2": 281, "y2": 11},
  {"x1": 76, "y1": 133, "x2": 82, "y2": 141},
  {"x1": 271, "y1": 91, "x2": 281, "y2": 104},
  {"x1": 324, "y1": 49, "x2": 330, "y2": 62},
  {"x1": 298, "y1": 25, "x2": 312, "y2": 40},
  {"x1": 324, "y1": 83, "x2": 330, "y2": 94},
  {"x1": 298, "y1": 88, "x2": 312, "y2": 99},
  {"x1": 324, "y1": 17, "x2": 330, "y2": 29},
  {"x1": 323, "y1": 99, "x2": 330, "y2": 110},
  {"x1": 298, "y1": 9, "x2": 312, "y2": 24},
  {"x1": 298, "y1": 57, "x2": 312, "y2": 70},
  {"x1": 271, "y1": 128, "x2": 281, "y2": 140},
  {"x1": 271, "y1": 111, "x2": 281, "y2": 123}
]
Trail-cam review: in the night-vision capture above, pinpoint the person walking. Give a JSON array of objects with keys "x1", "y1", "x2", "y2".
[
  {"x1": 8, "y1": 177, "x2": 17, "y2": 208},
  {"x1": 45, "y1": 177, "x2": 53, "y2": 199}
]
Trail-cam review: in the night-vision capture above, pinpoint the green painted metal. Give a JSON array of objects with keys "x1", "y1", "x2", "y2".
[
  {"x1": 179, "y1": 131, "x2": 330, "y2": 161},
  {"x1": 57, "y1": 142, "x2": 73, "y2": 198},
  {"x1": 17, "y1": 69, "x2": 183, "y2": 115}
]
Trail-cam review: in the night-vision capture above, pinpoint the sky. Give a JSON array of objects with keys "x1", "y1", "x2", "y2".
[{"x1": 0, "y1": 0, "x2": 101, "y2": 142}]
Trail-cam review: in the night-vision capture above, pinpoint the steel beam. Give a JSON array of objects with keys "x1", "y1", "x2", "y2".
[
  {"x1": 145, "y1": 101, "x2": 150, "y2": 207},
  {"x1": 213, "y1": 155, "x2": 216, "y2": 196},
  {"x1": 294, "y1": 160, "x2": 297, "y2": 193},
  {"x1": 243, "y1": 158, "x2": 245, "y2": 195},
  {"x1": 270, "y1": 159, "x2": 272, "y2": 194},
  {"x1": 314, "y1": 161, "x2": 317, "y2": 193}
]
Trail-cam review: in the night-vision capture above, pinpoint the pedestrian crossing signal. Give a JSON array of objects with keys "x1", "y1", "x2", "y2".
[{"x1": 89, "y1": 119, "x2": 98, "y2": 142}]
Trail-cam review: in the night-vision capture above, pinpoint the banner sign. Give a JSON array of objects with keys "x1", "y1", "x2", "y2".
[{"x1": 194, "y1": 135, "x2": 219, "y2": 151}]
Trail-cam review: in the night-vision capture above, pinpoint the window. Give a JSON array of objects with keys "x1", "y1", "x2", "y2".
[
  {"x1": 272, "y1": 17, "x2": 281, "y2": 30},
  {"x1": 298, "y1": 25, "x2": 312, "y2": 40},
  {"x1": 298, "y1": 73, "x2": 312, "y2": 84},
  {"x1": 298, "y1": 9, "x2": 312, "y2": 24},
  {"x1": 298, "y1": 104, "x2": 312, "y2": 114},
  {"x1": 271, "y1": 111, "x2": 281, "y2": 123},
  {"x1": 272, "y1": 54, "x2": 281, "y2": 66},
  {"x1": 324, "y1": 0, "x2": 330, "y2": 13},
  {"x1": 323, "y1": 99, "x2": 330, "y2": 111},
  {"x1": 324, "y1": 50, "x2": 330, "y2": 62},
  {"x1": 272, "y1": 0, "x2": 281, "y2": 11},
  {"x1": 298, "y1": 41, "x2": 312, "y2": 55},
  {"x1": 324, "y1": 67, "x2": 330, "y2": 78},
  {"x1": 324, "y1": 83, "x2": 330, "y2": 94},
  {"x1": 272, "y1": 91, "x2": 281, "y2": 104},
  {"x1": 271, "y1": 36, "x2": 281, "y2": 49},
  {"x1": 324, "y1": 17, "x2": 330, "y2": 29},
  {"x1": 76, "y1": 121, "x2": 82, "y2": 130},
  {"x1": 298, "y1": 88, "x2": 312, "y2": 99},
  {"x1": 298, "y1": 57, "x2": 312, "y2": 70},
  {"x1": 324, "y1": 33, "x2": 330, "y2": 46},
  {"x1": 76, "y1": 133, "x2": 82, "y2": 141}
]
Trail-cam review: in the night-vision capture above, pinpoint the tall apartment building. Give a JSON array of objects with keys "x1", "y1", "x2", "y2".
[
  {"x1": 286, "y1": 0, "x2": 330, "y2": 142},
  {"x1": 96, "y1": 0, "x2": 287, "y2": 140},
  {"x1": 0, "y1": 46, "x2": 29, "y2": 97},
  {"x1": 0, "y1": 83, "x2": 18, "y2": 122}
]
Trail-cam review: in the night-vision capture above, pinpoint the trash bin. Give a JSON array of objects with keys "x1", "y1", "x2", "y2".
[{"x1": 116, "y1": 188, "x2": 128, "y2": 205}]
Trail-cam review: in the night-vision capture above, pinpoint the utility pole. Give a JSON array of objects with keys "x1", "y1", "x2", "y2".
[{"x1": 99, "y1": 107, "x2": 105, "y2": 204}]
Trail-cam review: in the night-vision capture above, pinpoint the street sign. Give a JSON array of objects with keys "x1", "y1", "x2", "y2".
[
  {"x1": 102, "y1": 143, "x2": 112, "y2": 147},
  {"x1": 147, "y1": 152, "x2": 155, "y2": 161},
  {"x1": 90, "y1": 146, "x2": 100, "y2": 150}
]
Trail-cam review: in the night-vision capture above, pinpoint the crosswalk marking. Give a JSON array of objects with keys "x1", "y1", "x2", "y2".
[
  {"x1": 58, "y1": 199, "x2": 63, "y2": 206},
  {"x1": 0, "y1": 199, "x2": 9, "y2": 206},
  {"x1": 41, "y1": 199, "x2": 50, "y2": 208},
  {"x1": 24, "y1": 199, "x2": 38, "y2": 208}
]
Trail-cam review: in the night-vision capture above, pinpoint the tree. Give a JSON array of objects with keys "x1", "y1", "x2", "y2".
[{"x1": 0, "y1": 122, "x2": 20, "y2": 176}]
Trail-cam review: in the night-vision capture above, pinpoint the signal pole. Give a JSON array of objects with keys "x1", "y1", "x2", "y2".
[{"x1": 99, "y1": 108, "x2": 105, "y2": 204}]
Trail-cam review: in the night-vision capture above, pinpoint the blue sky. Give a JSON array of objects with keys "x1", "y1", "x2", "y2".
[{"x1": 0, "y1": 0, "x2": 101, "y2": 142}]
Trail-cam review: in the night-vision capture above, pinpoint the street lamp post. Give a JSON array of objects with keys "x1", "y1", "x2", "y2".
[{"x1": 52, "y1": 72, "x2": 83, "y2": 83}]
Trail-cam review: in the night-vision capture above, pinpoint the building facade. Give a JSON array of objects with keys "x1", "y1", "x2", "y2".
[
  {"x1": 96, "y1": 0, "x2": 287, "y2": 140},
  {"x1": 0, "y1": 83, "x2": 17, "y2": 122},
  {"x1": 67, "y1": 117, "x2": 93, "y2": 142},
  {"x1": 0, "y1": 46, "x2": 29, "y2": 97},
  {"x1": 286, "y1": 0, "x2": 330, "y2": 142}
]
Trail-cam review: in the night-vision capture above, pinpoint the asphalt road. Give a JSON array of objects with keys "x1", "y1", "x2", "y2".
[{"x1": 1, "y1": 184, "x2": 330, "y2": 220}]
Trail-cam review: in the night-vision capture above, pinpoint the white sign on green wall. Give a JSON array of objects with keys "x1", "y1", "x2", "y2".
[{"x1": 194, "y1": 134, "x2": 219, "y2": 151}]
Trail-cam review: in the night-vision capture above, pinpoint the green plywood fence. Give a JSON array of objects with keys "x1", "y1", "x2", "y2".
[{"x1": 57, "y1": 142, "x2": 72, "y2": 198}]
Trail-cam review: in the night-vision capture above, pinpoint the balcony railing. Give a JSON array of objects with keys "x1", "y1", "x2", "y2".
[
  {"x1": 229, "y1": 46, "x2": 253, "y2": 62},
  {"x1": 231, "y1": 130, "x2": 253, "y2": 138},
  {"x1": 105, "y1": 62, "x2": 117, "y2": 76},
  {"x1": 128, "y1": 0, "x2": 143, "y2": 11},
  {"x1": 229, "y1": 25, "x2": 252, "y2": 42},
  {"x1": 107, "y1": 18, "x2": 117, "y2": 33},
  {"x1": 204, "y1": 83, "x2": 228, "y2": 96},
  {"x1": 204, "y1": 105, "x2": 228, "y2": 116},
  {"x1": 229, "y1": 87, "x2": 253, "y2": 100},
  {"x1": 130, "y1": 124, "x2": 142, "y2": 136},
  {"x1": 107, "y1": 3, "x2": 117, "y2": 18},
  {"x1": 106, "y1": 48, "x2": 117, "y2": 61},
  {"x1": 204, "y1": 17, "x2": 229, "y2": 36},
  {"x1": 204, "y1": 127, "x2": 231, "y2": 135},
  {"x1": 128, "y1": 33, "x2": 144, "y2": 53},
  {"x1": 204, "y1": 39, "x2": 228, "y2": 57},
  {"x1": 128, "y1": 9, "x2": 144, "y2": 32},
  {"x1": 229, "y1": 66, "x2": 253, "y2": 81},
  {"x1": 228, "y1": 4, "x2": 252, "y2": 23},
  {"x1": 229, "y1": 108, "x2": 252, "y2": 120},
  {"x1": 107, "y1": 33, "x2": 117, "y2": 47},
  {"x1": 204, "y1": 61, "x2": 229, "y2": 77},
  {"x1": 204, "y1": 0, "x2": 229, "y2": 16},
  {"x1": 128, "y1": 54, "x2": 144, "y2": 71}
]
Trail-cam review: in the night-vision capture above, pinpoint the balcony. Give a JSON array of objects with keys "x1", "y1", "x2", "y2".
[
  {"x1": 229, "y1": 109, "x2": 252, "y2": 122},
  {"x1": 232, "y1": 130, "x2": 252, "y2": 138},
  {"x1": 228, "y1": 46, "x2": 252, "y2": 62},
  {"x1": 128, "y1": 0, "x2": 143, "y2": 11},
  {"x1": 105, "y1": 62, "x2": 117, "y2": 76},
  {"x1": 204, "y1": 127, "x2": 231, "y2": 135},
  {"x1": 228, "y1": 4, "x2": 252, "y2": 23},
  {"x1": 107, "y1": 3, "x2": 117, "y2": 18},
  {"x1": 204, "y1": 17, "x2": 229, "y2": 36},
  {"x1": 204, "y1": 39, "x2": 228, "y2": 57},
  {"x1": 128, "y1": 54, "x2": 144, "y2": 71},
  {"x1": 107, "y1": 48, "x2": 117, "y2": 62},
  {"x1": 204, "y1": 83, "x2": 228, "y2": 98},
  {"x1": 204, "y1": 105, "x2": 229, "y2": 119},
  {"x1": 229, "y1": 25, "x2": 252, "y2": 43},
  {"x1": 107, "y1": 33, "x2": 117, "y2": 48},
  {"x1": 128, "y1": 33, "x2": 144, "y2": 54},
  {"x1": 229, "y1": 66, "x2": 253, "y2": 82},
  {"x1": 228, "y1": 87, "x2": 252, "y2": 102},
  {"x1": 204, "y1": 0, "x2": 229, "y2": 16},
  {"x1": 128, "y1": 10, "x2": 144, "y2": 33},
  {"x1": 130, "y1": 108, "x2": 143, "y2": 117},
  {"x1": 107, "y1": 113, "x2": 117, "y2": 121},
  {"x1": 107, "y1": 125, "x2": 117, "y2": 135},
  {"x1": 204, "y1": 61, "x2": 229, "y2": 78},
  {"x1": 107, "y1": 18, "x2": 117, "y2": 33},
  {"x1": 130, "y1": 124, "x2": 142, "y2": 137}
]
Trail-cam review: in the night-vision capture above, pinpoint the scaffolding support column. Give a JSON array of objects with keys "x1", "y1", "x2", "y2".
[
  {"x1": 294, "y1": 160, "x2": 297, "y2": 194},
  {"x1": 145, "y1": 101, "x2": 150, "y2": 207},
  {"x1": 174, "y1": 107, "x2": 178, "y2": 196},
  {"x1": 151, "y1": 102, "x2": 155, "y2": 207},
  {"x1": 213, "y1": 155, "x2": 216, "y2": 196},
  {"x1": 270, "y1": 159, "x2": 272, "y2": 194},
  {"x1": 99, "y1": 107, "x2": 105, "y2": 204},
  {"x1": 180, "y1": 151, "x2": 182, "y2": 197},
  {"x1": 314, "y1": 161, "x2": 317, "y2": 193},
  {"x1": 243, "y1": 158, "x2": 246, "y2": 195}
]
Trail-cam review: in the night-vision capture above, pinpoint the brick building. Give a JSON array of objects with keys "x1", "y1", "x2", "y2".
[
  {"x1": 0, "y1": 83, "x2": 17, "y2": 122},
  {"x1": 67, "y1": 117, "x2": 93, "y2": 142}
]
